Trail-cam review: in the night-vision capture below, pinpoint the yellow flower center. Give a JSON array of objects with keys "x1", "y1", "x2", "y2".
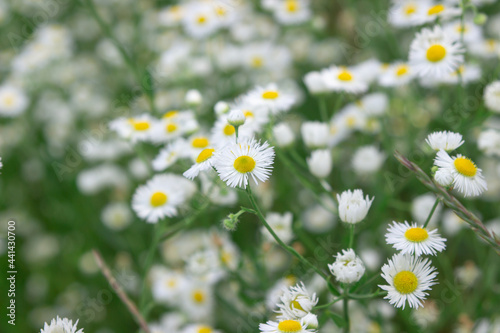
[
  {"x1": 223, "y1": 124, "x2": 235, "y2": 136},
  {"x1": 338, "y1": 70, "x2": 353, "y2": 81},
  {"x1": 251, "y1": 56, "x2": 264, "y2": 68},
  {"x1": 199, "y1": 327, "x2": 212, "y2": 333},
  {"x1": 393, "y1": 271, "x2": 418, "y2": 294},
  {"x1": 286, "y1": 0, "x2": 299, "y2": 12},
  {"x1": 150, "y1": 192, "x2": 167, "y2": 207},
  {"x1": 487, "y1": 39, "x2": 496, "y2": 51},
  {"x1": 346, "y1": 116, "x2": 356, "y2": 128},
  {"x1": 404, "y1": 4, "x2": 416, "y2": 15},
  {"x1": 396, "y1": 65, "x2": 409, "y2": 76},
  {"x1": 193, "y1": 290, "x2": 205, "y2": 303},
  {"x1": 165, "y1": 279, "x2": 177, "y2": 288},
  {"x1": 262, "y1": 90, "x2": 279, "y2": 99},
  {"x1": 196, "y1": 148, "x2": 215, "y2": 163},
  {"x1": 426, "y1": 45, "x2": 446, "y2": 62},
  {"x1": 404, "y1": 227, "x2": 429, "y2": 242},
  {"x1": 456, "y1": 24, "x2": 468, "y2": 33},
  {"x1": 233, "y1": 155, "x2": 256, "y2": 173},
  {"x1": 243, "y1": 110, "x2": 254, "y2": 118},
  {"x1": 277, "y1": 320, "x2": 302, "y2": 332},
  {"x1": 427, "y1": 4, "x2": 445, "y2": 16},
  {"x1": 132, "y1": 121, "x2": 150, "y2": 131},
  {"x1": 454, "y1": 156, "x2": 477, "y2": 177},
  {"x1": 3, "y1": 95, "x2": 14, "y2": 106},
  {"x1": 197, "y1": 15, "x2": 207, "y2": 24},
  {"x1": 215, "y1": 6, "x2": 226, "y2": 16},
  {"x1": 166, "y1": 123, "x2": 178, "y2": 133},
  {"x1": 290, "y1": 298, "x2": 305, "y2": 312},
  {"x1": 163, "y1": 110, "x2": 178, "y2": 118},
  {"x1": 192, "y1": 137, "x2": 209, "y2": 148}
]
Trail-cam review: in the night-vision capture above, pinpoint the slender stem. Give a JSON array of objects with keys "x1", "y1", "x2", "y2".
[
  {"x1": 138, "y1": 222, "x2": 165, "y2": 315},
  {"x1": 92, "y1": 250, "x2": 150, "y2": 333},
  {"x1": 343, "y1": 286, "x2": 350, "y2": 333},
  {"x1": 423, "y1": 198, "x2": 440, "y2": 228},
  {"x1": 319, "y1": 97, "x2": 329, "y2": 122},
  {"x1": 314, "y1": 296, "x2": 344, "y2": 310},
  {"x1": 245, "y1": 186, "x2": 340, "y2": 296},
  {"x1": 348, "y1": 225, "x2": 355, "y2": 249}
]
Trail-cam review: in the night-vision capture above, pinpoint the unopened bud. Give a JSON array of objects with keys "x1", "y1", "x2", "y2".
[
  {"x1": 474, "y1": 13, "x2": 487, "y2": 26},
  {"x1": 227, "y1": 109, "x2": 246, "y2": 127}
]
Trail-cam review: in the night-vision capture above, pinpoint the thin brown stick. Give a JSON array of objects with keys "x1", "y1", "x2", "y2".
[
  {"x1": 92, "y1": 249, "x2": 150, "y2": 333},
  {"x1": 394, "y1": 151, "x2": 500, "y2": 255}
]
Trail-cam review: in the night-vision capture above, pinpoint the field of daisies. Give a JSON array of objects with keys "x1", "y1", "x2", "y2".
[{"x1": 2, "y1": 0, "x2": 500, "y2": 332}]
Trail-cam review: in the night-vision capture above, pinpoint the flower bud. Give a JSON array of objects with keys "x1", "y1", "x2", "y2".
[
  {"x1": 227, "y1": 109, "x2": 246, "y2": 127},
  {"x1": 214, "y1": 101, "x2": 230, "y2": 115},
  {"x1": 474, "y1": 13, "x2": 487, "y2": 26},
  {"x1": 185, "y1": 89, "x2": 202, "y2": 106}
]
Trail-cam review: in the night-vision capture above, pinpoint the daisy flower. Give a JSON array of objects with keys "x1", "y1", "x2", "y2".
[
  {"x1": 337, "y1": 189, "x2": 374, "y2": 224},
  {"x1": 276, "y1": 282, "x2": 318, "y2": 320},
  {"x1": 152, "y1": 139, "x2": 187, "y2": 172},
  {"x1": 243, "y1": 83, "x2": 296, "y2": 115},
  {"x1": 417, "y1": 3, "x2": 462, "y2": 24},
  {"x1": 378, "y1": 62, "x2": 415, "y2": 87},
  {"x1": 132, "y1": 174, "x2": 195, "y2": 223},
  {"x1": 262, "y1": 212, "x2": 294, "y2": 244},
  {"x1": 0, "y1": 84, "x2": 29, "y2": 117},
  {"x1": 183, "y1": 147, "x2": 217, "y2": 180},
  {"x1": 385, "y1": 221, "x2": 447, "y2": 256},
  {"x1": 379, "y1": 254, "x2": 438, "y2": 309},
  {"x1": 409, "y1": 25, "x2": 464, "y2": 78},
  {"x1": 425, "y1": 131, "x2": 464, "y2": 152},
  {"x1": 328, "y1": 248, "x2": 366, "y2": 283},
  {"x1": 109, "y1": 114, "x2": 156, "y2": 143},
  {"x1": 301, "y1": 121, "x2": 329, "y2": 148},
  {"x1": 320, "y1": 65, "x2": 368, "y2": 94},
  {"x1": 186, "y1": 133, "x2": 212, "y2": 159},
  {"x1": 259, "y1": 319, "x2": 315, "y2": 333},
  {"x1": 40, "y1": 316, "x2": 84, "y2": 333},
  {"x1": 484, "y1": 81, "x2": 500, "y2": 113},
  {"x1": 434, "y1": 150, "x2": 487, "y2": 197},
  {"x1": 443, "y1": 20, "x2": 483, "y2": 44},
  {"x1": 272, "y1": 0, "x2": 311, "y2": 26},
  {"x1": 213, "y1": 138, "x2": 275, "y2": 189},
  {"x1": 182, "y1": 3, "x2": 220, "y2": 39},
  {"x1": 469, "y1": 39, "x2": 500, "y2": 59},
  {"x1": 439, "y1": 63, "x2": 481, "y2": 85},
  {"x1": 388, "y1": 0, "x2": 432, "y2": 28}
]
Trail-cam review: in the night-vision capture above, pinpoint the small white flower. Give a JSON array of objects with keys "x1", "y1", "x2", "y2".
[
  {"x1": 109, "y1": 114, "x2": 156, "y2": 143},
  {"x1": 351, "y1": 145, "x2": 386, "y2": 175},
  {"x1": 276, "y1": 282, "x2": 318, "y2": 320},
  {"x1": 227, "y1": 109, "x2": 246, "y2": 127},
  {"x1": 484, "y1": 81, "x2": 500, "y2": 113},
  {"x1": 409, "y1": 25, "x2": 465, "y2": 78},
  {"x1": 213, "y1": 137, "x2": 275, "y2": 188},
  {"x1": 185, "y1": 89, "x2": 203, "y2": 105},
  {"x1": 183, "y1": 324, "x2": 222, "y2": 333},
  {"x1": 320, "y1": 65, "x2": 368, "y2": 94},
  {"x1": 425, "y1": 131, "x2": 464, "y2": 152},
  {"x1": 385, "y1": 221, "x2": 447, "y2": 256},
  {"x1": 101, "y1": 202, "x2": 132, "y2": 231},
  {"x1": 328, "y1": 248, "x2": 366, "y2": 283},
  {"x1": 301, "y1": 313, "x2": 318, "y2": 329},
  {"x1": 434, "y1": 150, "x2": 487, "y2": 197},
  {"x1": 40, "y1": 316, "x2": 84, "y2": 333},
  {"x1": 273, "y1": 123, "x2": 295, "y2": 147},
  {"x1": 259, "y1": 318, "x2": 315, "y2": 333},
  {"x1": 262, "y1": 212, "x2": 294, "y2": 244},
  {"x1": 132, "y1": 174, "x2": 195, "y2": 223},
  {"x1": 337, "y1": 189, "x2": 374, "y2": 224},
  {"x1": 379, "y1": 254, "x2": 438, "y2": 309},
  {"x1": 478, "y1": 129, "x2": 500, "y2": 157},
  {"x1": 272, "y1": 0, "x2": 311, "y2": 26},
  {"x1": 243, "y1": 83, "x2": 296, "y2": 115},
  {"x1": 0, "y1": 84, "x2": 29, "y2": 117},
  {"x1": 307, "y1": 149, "x2": 332, "y2": 179},
  {"x1": 301, "y1": 121, "x2": 329, "y2": 148},
  {"x1": 214, "y1": 101, "x2": 230, "y2": 115}
]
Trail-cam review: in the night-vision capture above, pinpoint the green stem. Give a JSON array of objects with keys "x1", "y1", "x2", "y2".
[
  {"x1": 314, "y1": 296, "x2": 344, "y2": 310},
  {"x1": 348, "y1": 225, "x2": 355, "y2": 249},
  {"x1": 245, "y1": 186, "x2": 340, "y2": 296},
  {"x1": 423, "y1": 198, "x2": 440, "y2": 228},
  {"x1": 343, "y1": 286, "x2": 350, "y2": 333},
  {"x1": 319, "y1": 97, "x2": 329, "y2": 122}
]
